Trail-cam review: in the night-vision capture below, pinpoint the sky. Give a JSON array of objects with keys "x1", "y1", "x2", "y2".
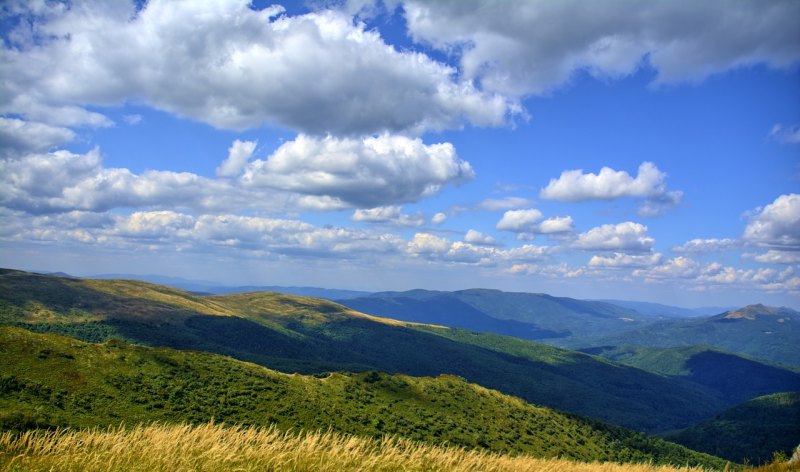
[{"x1": 1, "y1": 0, "x2": 799, "y2": 308}]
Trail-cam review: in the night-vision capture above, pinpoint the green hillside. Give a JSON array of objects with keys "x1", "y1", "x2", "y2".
[
  {"x1": 557, "y1": 305, "x2": 800, "y2": 368},
  {"x1": 667, "y1": 392, "x2": 800, "y2": 465},
  {"x1": 581, "y1": 345, "x2": 800, "y2": 404},
  {"x1": 0, "y1": 269, "x2": 727, "y2": 433},
  {"x1": 0, "y1": 326, "x2": 727, "y2": 469}
]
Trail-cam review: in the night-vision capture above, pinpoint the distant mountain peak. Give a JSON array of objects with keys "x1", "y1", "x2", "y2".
[{"x1": 721, "y1": 304, "x2": 797, "y2": 321}]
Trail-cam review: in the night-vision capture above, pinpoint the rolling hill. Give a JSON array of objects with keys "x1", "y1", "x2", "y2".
[
  {"x1": 667, "y1": 392, "x2": 800, "y2": 465},
  {"x1": 0, "y1": 326, "x2": 728, "y2": 468},
  {"x1": 338, "y1": 289, "x2": 655, "y2": 341},
  {"x1": 89, "y1": 272, "x2": 371, "y2": 299},
  {"x1": 559, "y1": 305, "x2": 800, "y2": 367},
  {"x1": 580, "y1": 345, "x2": 800, "y2": 404},
  {"x1": 0, "y1": 269, "x2": 729, "y2": 433}
]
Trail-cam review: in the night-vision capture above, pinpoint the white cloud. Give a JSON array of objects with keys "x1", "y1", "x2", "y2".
[
  {"x1": 496, "y1": 209, "x2": 543, "y2": 232},
  {"x1": 496, "y1": 210, "x2": 574, "y2": 240},
  {"x1": 406, "y1": 232, "x2": 551, "y2": 267},
  {"x1": 751, "y1": 250, "x2": 800, "y2": 265},
  {"x1": 538, "y1": 216, "x2": 574, "y2": 234},
  {"x1": 572, "y1": 222, "x2": 654, "y2": 253},
  {"x1": 474, "y1": 197, "x2": 534, "y2": 211},
  {"x1": 671, "y1": 238, "x2": 740, "y2": 254},
  {"x1": 503, "y1": 244, "x2": 551, "y2": 262},
  {"x1": 216, "y1": 140, "x2": 257, "y2": 177},
  {"x1": 5, "y1": 208, "x2": 407, "y2": 259},
  {"x1": 0, "y1": 118, "x2": 75, "y2": 155},
  {"x1": 242, "y1": 134, "x2": 474, "y2": 208},
  {"x1": 589, "y1": 252, "x2": 662, "y2": 268},
  {"x1": 403, "y1": 0, "x2": 800, "y2": 96},
  {"x1": 630, "y1": 257, "x2": 800, "y2": 294},
  {"x1": 0, "y1": 148, "x2": 249, "y2": 214},
  {"x1": 539, "y1": 162, "x2": 682, "y2": 215},
  {"x1": 1, "y1": 134, "x2": 472, "y2": 214},
  {"x1": 352, "y1": 206, "x2": 424, "y2": 226},
  {"x1": 742, "y1": 194, "x2": 800, "y2": 250},
  {"x1": 464, "y1": 229, "x2": 499, "y2": 246},
  {"x1": 769, "y1": 123, "x2": 800, "y2": 144},
  {"x1": 407, "y1": 233, "x2": 453, "y2": 255},
  {"x1": 633, "y1": 256, "x2": 700, "y2": 280},
  {"x1": 506, "y1": 262, "x2": 584, "y2": 278},
  {"x1": 116, "y1": 211, "x2": 195, "y2": 239},
  {"x1": 2, "y1": 1, "x2": 515, "y2": 135},
  {"x1": 431, "y1": 212, "x2": 448, "y2": 225}
]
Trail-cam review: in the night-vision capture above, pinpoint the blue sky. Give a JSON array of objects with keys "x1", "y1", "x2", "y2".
[{"x1": 1, "y1": 0, "x2": 798, "y2": 308}]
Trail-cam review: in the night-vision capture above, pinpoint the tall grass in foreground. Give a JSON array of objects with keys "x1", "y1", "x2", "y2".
[{"x1": 0, "y1": 422, "x2": 717, "y2": 472}]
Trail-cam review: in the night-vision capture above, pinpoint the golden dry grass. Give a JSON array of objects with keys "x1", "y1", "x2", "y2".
[{"x1": 0, "y1": 422, "x2": 720, "y2": 472}]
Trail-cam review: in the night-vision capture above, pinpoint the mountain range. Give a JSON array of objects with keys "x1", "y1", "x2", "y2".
[
  {"x1": 2, "y1": 268, "x2": 798, "y2": 464},
  {"x1": 561, "y1": 305, "x2": 800, "y2": 367}
]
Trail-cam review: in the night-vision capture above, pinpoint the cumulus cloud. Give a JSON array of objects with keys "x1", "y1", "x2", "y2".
[
  {"x1": 633, "y1": 256, "x2": 700, "y2": 280},
  {"x1": 116, "y1": 211, "x2": 195, "y2": 239},
  {"x1": 503, "y1": 244, "x2": 552, "y2": 262},
  {"x1": 0, "y1": 118, "x2": 75, "y2": 155},
  {"x1": 406, "y1": 232, "x2": 550, "y2": 266},
  {"x1": 474, "y1": 197, "x2": 534, "y2": 211},
  {"x1": 2, "y1": 134, "x2": 472, "y2": 214},
  {"x1": 0, "y1": 148, "x2": 247, "y2": 214},
  {"x1": 1, "y1": 1, "x2": 515, "y2": 135},
  {"x1": 743, "y1": 194, "x2": 800, "y2": 250},
  {"x1": 431, "y1": 212, "x2": 448, "y2": 225},
  {"x1": 538, "y1": 216, "x2": 575, "y2": 234},
  {"x1": 403, "y1": 0, "x2": 800, "y2": 96},
  {"x1": 407, "y1": 233, "x2": 452, "y2": 255},
  {"x1": 572, "y1": 222, "x2": 654, "y2": 253},
  {"x1": 506, "y1": 262, "x2": 584, "y2": 278},
  {"x1": 464, "y1": 229, "x2": 499, "y2": 246},
  {"x1": 496, "y1": 209, "x2": 543, "y2": 232},
  {"x1": 751, "y1": 250, "x2": 800, "y2": 265},
  {"x1": 352, "y1": 206, "x2": 424, "y2": 226},
  {"x1": 539, "y1": 162, "x2": 682, "y2": 215},
  {"x1": 589, "y1": 252, "x2": 662, "y2": 268},
  {"x1": 216, "y1": 140, "x2": 257, "y2": 177},
  {"x1": 769, "y1": 123, "x2": 800, "y2": 144},
  {"x1": 671, "y1": 238, "x2": 740, "y2": 254},
  {"x1": 242, "y1": 134, "x2": 474, "y2": 208},
  {"x1": 5, "y1": 209, "x2": 407, "y2": 258},
  {"x1": 630, "y1": 257, "x2": 800, "y2": 293},
  {"x1": 496, "y1": 210, "x2": 574, "y2": 240}
]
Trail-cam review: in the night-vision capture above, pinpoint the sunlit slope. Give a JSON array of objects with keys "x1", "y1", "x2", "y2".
[
  {"x1": 0, "y1": 423, "x2": 730, "y2": 472},
  {"x1": 0, "y1": 327, "x2": 727, "y2": 469},
  {"x1": 0, "y1": 269, "x2": 726, "y2": 432}
]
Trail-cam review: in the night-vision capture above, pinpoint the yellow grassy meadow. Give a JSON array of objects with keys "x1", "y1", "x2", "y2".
[{"x1": 0, "y1": 422, "x2": 722, "y2": 472}]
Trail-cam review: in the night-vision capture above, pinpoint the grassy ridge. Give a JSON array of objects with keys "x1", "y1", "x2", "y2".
[
  {"x1": 667, "y1": 393, "x2": 800, "y2": 465},
  {"x1": 0, "y1": 269, "x2": 729, "y2": 433},
  {"x1": 0, "y1": 327, "x2": 727, "y2": 468},
  {"x1": 0, "y1": 423, "x2": 720, "y2": 472}
]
